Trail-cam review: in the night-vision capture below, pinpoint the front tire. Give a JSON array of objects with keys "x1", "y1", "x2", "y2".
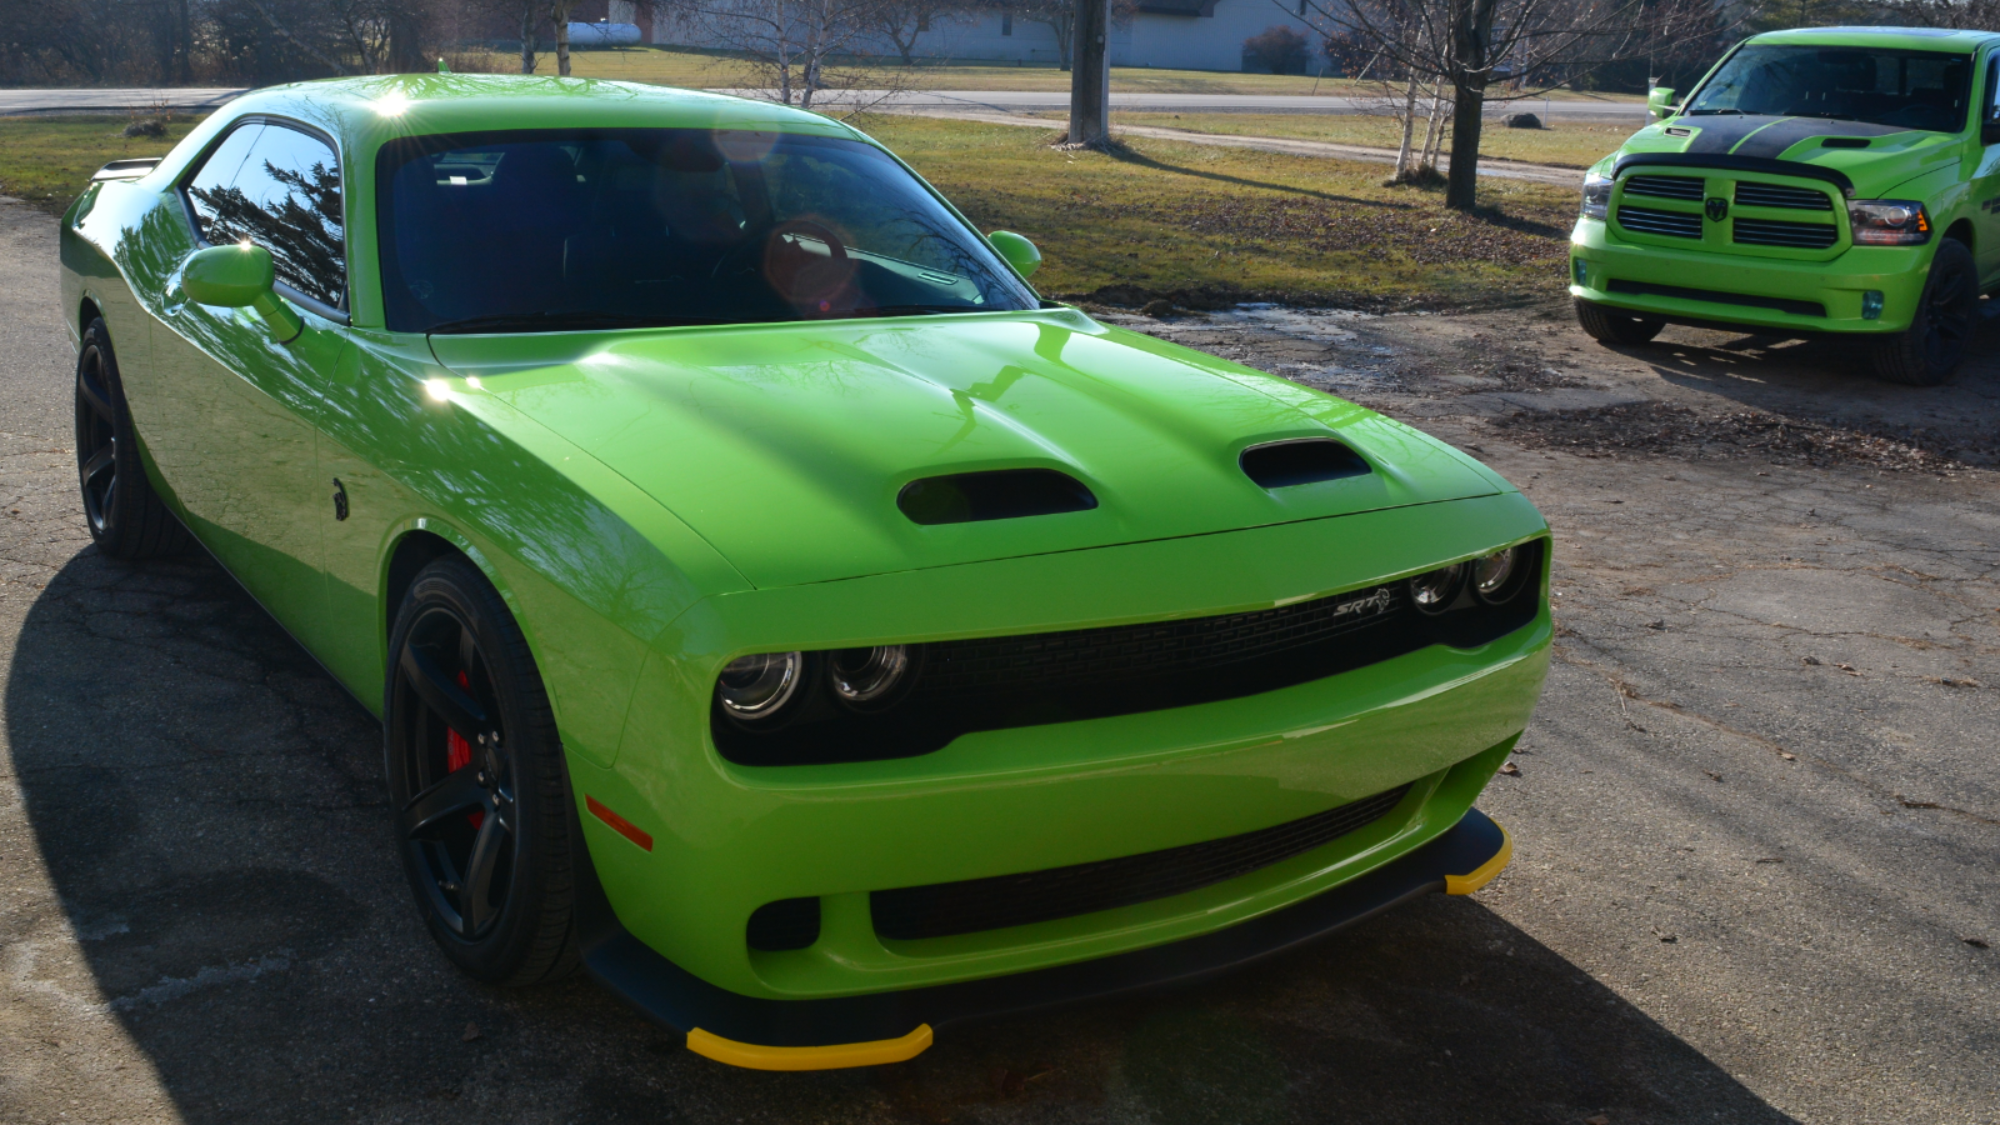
[
  {"x1": 1871, "y1": 239, "x2": 1976, "y2": 386},
  {"x1": 74, "y1": 317, "x2": 186, "y2": 559},
  {"x1": 1574, "y1": 298, "x2": 1665, "y2": 346},
  {"x1": 385, "y1": 556, "x2": 579, "y2": 985}
]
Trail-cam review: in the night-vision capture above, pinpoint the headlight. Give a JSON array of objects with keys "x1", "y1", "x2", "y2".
[
  {"x1": 716, "y1": 651, "x2": 803, "y2": 719},
  {"x1": 828, "y1": 645, "x2": 912, "y2": 708},
  {"x1": 1471, "y1": 547, "x2": 1525, "y2": 603},
  {"x1": 1581, "y1": 171, "x2": 1612, "y2": 221},
  {"x1": 1847, "y1": 200, "x2": 1930, "y2": 246},
  {"x1": 1409, "y1": 563, "x2": 1466, "y2": 614}
]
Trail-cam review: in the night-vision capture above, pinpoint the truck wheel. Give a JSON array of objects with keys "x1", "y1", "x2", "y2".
[
  {"x1": 1871, "y1": 239, "x2": 1976, "y2": 387},
  {"x1": 1574, "y1": 298, "x2": 1665, "y2": 346}
]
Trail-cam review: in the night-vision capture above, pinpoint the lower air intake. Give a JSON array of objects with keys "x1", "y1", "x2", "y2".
[{"x1": 871, "y1": 783, "x2": 1413, "y2": 941}]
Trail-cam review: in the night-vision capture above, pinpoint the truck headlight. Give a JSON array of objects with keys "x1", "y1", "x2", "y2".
[
  {"x1": 1581, "y1": 171, "x2": 1612, "y2": 221},
  {"x1": 1847, "y1": 200, "x2": 1930, "y2": 246}
]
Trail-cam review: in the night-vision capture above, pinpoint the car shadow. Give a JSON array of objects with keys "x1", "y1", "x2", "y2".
[
  {"x1": 7, "y1": 545, "x2": 1800, "y2": 1124},
  {"x1": 1620, "y1": 304, "x2": 2000, "y2": 457}
]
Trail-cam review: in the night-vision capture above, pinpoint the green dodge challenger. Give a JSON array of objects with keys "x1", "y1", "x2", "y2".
[
  {"x1": 60, "y1": 75, "x2": 1549, "y2": 1069},
  {"x1": 1573, "y1": 26, "x2": 2000, "y2": 385}
]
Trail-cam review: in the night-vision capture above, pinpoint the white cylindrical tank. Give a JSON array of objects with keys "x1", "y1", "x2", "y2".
[{"x1": 567, "y1": 22, "x2": 641, "y2": 48}]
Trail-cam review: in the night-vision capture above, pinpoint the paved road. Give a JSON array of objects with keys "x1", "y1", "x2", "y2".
[
  {"x1": 0, "y1": 84, "x2": 1645, "y2": 120},
  {"x1": 1, "y1": 194, "x2": 1995, "y2": 1124},
  {"x1": 898, "y1": 107, "x2": 1587, "y2": 185}
]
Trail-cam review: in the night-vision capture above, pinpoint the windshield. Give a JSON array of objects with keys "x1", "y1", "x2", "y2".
[
  {"x1": 377, "y1": 129, "x2": 1039, "y2": 333},
  {"x1": 1684, "y1": 45, "x2": 1972, "y2": 133}
]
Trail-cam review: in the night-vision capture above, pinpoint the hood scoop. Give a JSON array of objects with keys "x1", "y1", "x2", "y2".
[
  {"x1": 898, "y1": 469, "x2": 1098, "y2": 526},
  {"x1": 1821, "y1": 137, "x2": 1869, "y2": 149},
  {"x1": 1240, "y1": 439, "x2": 1372, "y2": 489}
]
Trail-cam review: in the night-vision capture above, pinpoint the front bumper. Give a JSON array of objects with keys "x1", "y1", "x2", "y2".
[
  {"x1": 571, "y1": 492, "x2": 1550, "y2": 1004},
  {"x1": 1570, "y1": 217, "x2": 1932, "y2": 334},
  {"x1": 575, "y1": 804, "x2": 1514, "y2": 1068}
]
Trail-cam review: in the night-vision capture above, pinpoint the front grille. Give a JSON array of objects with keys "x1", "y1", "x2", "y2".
[
  {"x1": 1733, "y1": 217, "x2": 1839, "y2": 249},
  {"x1": 1616, "y1": 205, "x2": 1702, "y2": 239},
  {"x1": 716, "y1": 541, "x2": 1547, "y2": 766},
  {"x1": 922, "y1": 584, "x2": 1408, "y2": 696},
  {"x1": 1734, "y1": 181, "x2": 1832, "y2": 211},
  {"x1": 1622, "y1": 174, "x2": 1705, "y2": 202},
  {"x1": 871, "y1": 784, "x2": 1414, "y2": 941}
]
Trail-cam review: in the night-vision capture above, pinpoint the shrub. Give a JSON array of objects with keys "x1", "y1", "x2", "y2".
[{"x1": 1242, "y1": 26, "x2": 1309, "y2": 75}]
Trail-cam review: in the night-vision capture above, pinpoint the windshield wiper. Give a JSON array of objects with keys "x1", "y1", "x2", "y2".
[
  {"x1": 1686, "y1": 108, "x2": 1744, "y2": 116},
  {"x1": 425, "y1": 311, "x2": 725, "y2": 335}
]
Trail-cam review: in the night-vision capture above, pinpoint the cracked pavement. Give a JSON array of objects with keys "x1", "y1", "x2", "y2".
[{"x1": 2, "y1": 195, "x2": 1996, "y2": 1124}]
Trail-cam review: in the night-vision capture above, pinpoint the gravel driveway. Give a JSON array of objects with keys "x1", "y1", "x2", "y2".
[{"x1": 2, "y1": 196, "x2": 1994, "y2": 1125}]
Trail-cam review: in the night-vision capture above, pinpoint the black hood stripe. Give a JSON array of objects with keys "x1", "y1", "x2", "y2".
[{"x1": 1683, "y1": 114, "x2": 1911, "y2": 158}]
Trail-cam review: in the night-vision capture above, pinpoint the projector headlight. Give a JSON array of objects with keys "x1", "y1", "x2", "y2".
[
  {"x1": 716, "y1": 651, "x2": 804, "y2": 720},
  {"x1": 1409, "y1": 563, "x2": 1466, "y2": 614},
  {"x1": 1472, "y1": 546, "x2": 1525, "y2": 603},
  {"x1": 828, "y1": 645, "x2": 913, "y2": 709},
  {"x1": 1581, "y1": 171, "x2": 1612, "y2": 221}
]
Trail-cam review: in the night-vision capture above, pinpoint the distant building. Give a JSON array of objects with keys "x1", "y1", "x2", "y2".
[{"x1": 588, "y1": 0, "x2": 1330, "y2": 74}]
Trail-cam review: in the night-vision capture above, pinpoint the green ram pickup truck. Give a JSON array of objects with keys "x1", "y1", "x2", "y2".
[{"x1": 1570, "y1": 26, "x2": 2000, "y2": 385}]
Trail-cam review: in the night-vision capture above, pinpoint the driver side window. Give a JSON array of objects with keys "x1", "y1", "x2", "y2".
[{"x1": 185, "y1": 120, "x2": 347, "y2": 313}]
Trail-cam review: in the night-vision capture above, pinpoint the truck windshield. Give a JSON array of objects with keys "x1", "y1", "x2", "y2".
[
  {"x1": 376, "y1": 128, "x2": 1040, "y2": 334},
  {"x1": 1684, "y1": 45, "x2": 1973, "y2": 134}
]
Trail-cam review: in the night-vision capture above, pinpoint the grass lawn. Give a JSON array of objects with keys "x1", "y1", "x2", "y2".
[
  {"x1": 0, "y1": 115, "x2": 204, "y2": 215},
  {"x1": 853, "y1": 114, "x2": 1573, "y2": 309},
  {"x1": 0, "y1": 111, "x2": 1574, "y2": 310},
  {"x1": 1096, "y1": 111, "x2": 1636, "y2": 169},
  {"x1": 479, "y1": 45, "x2": 1642, "y2": 100}
]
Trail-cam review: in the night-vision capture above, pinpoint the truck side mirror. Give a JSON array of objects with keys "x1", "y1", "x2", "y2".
[
  {"x1": 182, "y1": 243, "x2": 303, "y2": 344},
  {"x1": 1647, "y1": 87, "x2": 1678, "y2": 123},
  {"x1": 987, "y1": 230, "x2": 1041, "y2": 279}
]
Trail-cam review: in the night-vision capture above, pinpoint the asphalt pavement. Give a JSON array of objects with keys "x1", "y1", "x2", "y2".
[
  {"x1": 0, "y1": 84, "x2": 1646, "y2": 120},
  {"x1": 0, "y1": 193, "x2": 1995, "y2": 1124}
]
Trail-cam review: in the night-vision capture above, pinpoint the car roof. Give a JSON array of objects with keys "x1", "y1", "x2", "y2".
[
  {"x1": 218, "y1": 73, "x2": 864, "y2": 151},
  {"x1": 1747, "y1": 25, "x2": 2000, "y2": 51}
]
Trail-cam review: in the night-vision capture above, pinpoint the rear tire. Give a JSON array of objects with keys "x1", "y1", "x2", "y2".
[
  {"x1": 1574, "y1": 298, "x2": 1665, "y2": 346},
  {"x1": 1871, "y1": 239, "x2": 1976, "y2": 387},
  {"x1": 385, "y1": 555, "x2": 579, "y2": 986},
  {"x1": 74, "y1": 317, "x2": 187, "y2": 559}
]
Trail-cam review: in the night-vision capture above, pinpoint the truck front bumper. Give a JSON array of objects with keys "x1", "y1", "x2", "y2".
[{"x1": 1570, "y1": 218, "x2": 1932, "y2": 335}]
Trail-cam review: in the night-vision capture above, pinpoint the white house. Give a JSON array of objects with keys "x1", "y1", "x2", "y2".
[{"x1": 607, "y1": 0, "x2": 1331, "y2": 74}]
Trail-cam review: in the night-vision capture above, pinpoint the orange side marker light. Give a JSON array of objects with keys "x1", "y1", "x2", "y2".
[{"x1": 586, "y1": 795, "x2": 654, "y2": 851}]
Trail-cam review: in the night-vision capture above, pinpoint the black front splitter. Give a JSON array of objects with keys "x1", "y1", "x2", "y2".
[{"x1": 572, "y1": 807, "x2": 1511, "y2": 1067}]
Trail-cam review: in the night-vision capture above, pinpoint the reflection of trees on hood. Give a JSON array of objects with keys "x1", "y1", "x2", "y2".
[{"x1": 190, "y1": 160, "x2": 346, "y2": 310}]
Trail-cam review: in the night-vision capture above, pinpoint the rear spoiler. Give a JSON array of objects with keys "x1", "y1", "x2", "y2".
[
  {"x1": 1612, "y1": 152, "x2": 1854, "y2": 197},
  {"x1": 92, "y1": 157, "x2": 163, "y2": 183}
]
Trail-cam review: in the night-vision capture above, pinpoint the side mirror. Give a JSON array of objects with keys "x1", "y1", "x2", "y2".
[
  {"x1": 1647, "y1": 87, "x2": 1678, "y2": 122},
  {"x1": 182, "y1": 243, "x2": 302, "y2": 343},
  {"x1": 987, "y1": 230, "x2": 1041, "y2": 279}
]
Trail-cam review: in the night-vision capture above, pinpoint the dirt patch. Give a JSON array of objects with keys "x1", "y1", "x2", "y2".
[{"x1": 1488, "y1": 401, "x2": 1999, "y2": 471}]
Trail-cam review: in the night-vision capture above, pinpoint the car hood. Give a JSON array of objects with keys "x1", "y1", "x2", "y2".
[
  {"x1": 1613, "y1": 116, "x2": 1964, "y2": 198},
  {"x1": 429, "y1": 308, "x2": 1503, "y2": 589}
]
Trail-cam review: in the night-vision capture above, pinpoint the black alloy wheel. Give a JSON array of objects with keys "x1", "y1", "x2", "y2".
[
  {"x1": 1872, "y1": 238, "x2": 1977, "y2": 386},
  {"x1": 73, "y1": 317, "x2": 186, "y2": 559},
  {"x1": 386, "y1": 556, "x2": 578, "y2": 985}
]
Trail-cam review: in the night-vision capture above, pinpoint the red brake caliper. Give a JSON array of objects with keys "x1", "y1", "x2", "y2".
[{"x1": 444, "y1": 670, "x2": 485, "y2": 830}]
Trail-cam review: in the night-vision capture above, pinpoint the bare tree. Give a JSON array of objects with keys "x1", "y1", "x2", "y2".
[
  {"x1": 550, "y1": 0, "x2": 579, "y2": 75},
  {"x1": 1302, "y1": 0, "x2": 1708, "y2": 209},
  {"x1": 685, "y1": 0, "x2": 895, "y2": 108},
  {"x1": 1068, "y1": 0, "x2": 1109, "y2": 145},
  {"x1": 874, "y1": 0, "x2": 966, "y2": 64}
]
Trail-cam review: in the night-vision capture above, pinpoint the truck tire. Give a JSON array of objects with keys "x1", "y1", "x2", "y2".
[
  {"x1": 1574, "y1": 298, "x2": 1665, "y2": 346},
  {"x1": 1871, "y1": 238, "x2": 1976, "y2": 387}
]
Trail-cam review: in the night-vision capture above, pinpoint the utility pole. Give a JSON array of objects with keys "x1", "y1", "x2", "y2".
[{"x1": 1068, "y1": 0, "x2": 1110, "y2": 148}]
